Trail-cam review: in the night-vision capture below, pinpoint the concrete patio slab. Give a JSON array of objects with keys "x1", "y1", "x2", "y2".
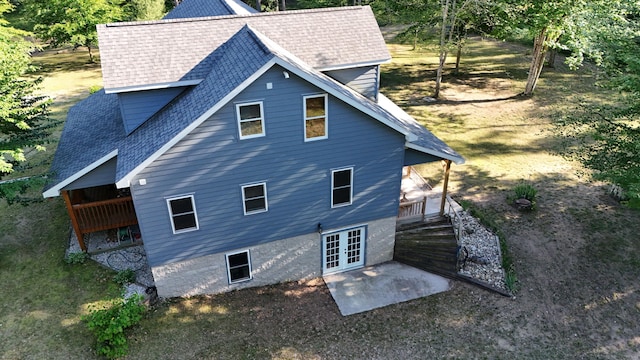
[{"x1": 323, "y1": 261, "x2": 451, "y2": 316}]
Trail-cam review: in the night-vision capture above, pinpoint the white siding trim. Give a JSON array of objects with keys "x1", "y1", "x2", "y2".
[
  {"x1": 115, "y1": 59, "x2": 277, "y2": 188},
  {"x1": 317, "y1": 59, "x2": 391, "y2": 72},
  {"x1": 166, "y1": 194, "x2": 200, "y2": 234},
  {"x1": 241, "y1": 182, "x2": 268, "y2": 215},
  {"x1": 225, "y1": 249, "x2": 253, "y2": 284},
  {"x1": 303, "y1": 94, "x2": 328, "y2": 142},
  {"x1": 331, "y1": 167, "x2": 353, "y2": 208},
  {"x1": 42, "y1": 150, "x2": 118, "y2": 198},
  {"x1": 236, "y1": 101, "x2": 266, "y2": 139},
  {"x1": 105, "y1": 79, "x2": 202, "y2": 94}
]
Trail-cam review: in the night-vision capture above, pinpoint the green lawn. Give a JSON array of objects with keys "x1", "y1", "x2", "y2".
[{"x1": 1, "y1": 38, "x2": 639, "y2": 359}]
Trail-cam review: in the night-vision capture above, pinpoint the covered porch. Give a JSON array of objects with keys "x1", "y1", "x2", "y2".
[
  {"x1": 398, "y1": 161, "x2": 455, "y2": 224},
  {"x1": 61, "y1": 184, "x2": 141, "y2": 253}
]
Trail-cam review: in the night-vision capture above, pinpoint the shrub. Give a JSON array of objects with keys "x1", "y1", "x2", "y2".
[
  {"x1": 83, "y1": 295, "x2": 146, "y2": 359},
  {"x1": 513, "y1": 182, "x2": 537, "y2": 201},
  {"x1": 88, "y1": 85, "x2": 102, "y2": 94},
  {"x1": 113, "y1": 269, "x2": 136, "y2": 286},
  {"x1": 65, "y1": 252, "x2": 89, "y2": 264}
]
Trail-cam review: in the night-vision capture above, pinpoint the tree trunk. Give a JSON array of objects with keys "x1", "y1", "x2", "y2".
[
  {"x1": 87, "y1": 44, "x2": 94, "y2": 63},
  {"x1": 454, "y1": 41, "x2": 462, "y2": 73},
  {"x1": 280, "y1": 0, "x2": 286, "y2": 11},
  {"x1": 546, "y1": 49, "x2": 557, "y2": 68},
  {"x1": 434, "y1": 0, "x2": 452, "y2": 99},
  {"x1": 256, "y1": 0, "x2": 261, "y2": 12},
  {"x1": 524, "y1": 28, "x2": 548, "y2": 96}
]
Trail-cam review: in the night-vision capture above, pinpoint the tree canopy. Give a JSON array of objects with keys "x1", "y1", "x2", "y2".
[
  {"x1": 23, "y1": 0, "x2": 123, "y2": 62},
  {"x1": 0, "y1": 0, "x2": 51, "y2": 176}
]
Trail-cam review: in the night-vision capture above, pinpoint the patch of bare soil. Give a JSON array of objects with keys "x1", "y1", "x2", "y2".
[{"x1": 129, "y1": 39, "x2": 640, "y2": 359}]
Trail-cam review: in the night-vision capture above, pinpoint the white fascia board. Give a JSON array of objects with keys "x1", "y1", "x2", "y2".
[
  {"x1": 115, "y1": 60, "x2": 278, "y2": 189},
  {"x1": 405, "y1": 142, "x2": 465, "y2": 165},
  {"x1": 105, "y1": 79, "x2": 203, "y2": 94},
  {"x1": 42, "y1": 150, "x2": 118, "y2": 198},
  {"x1": 273, "y1": 58, "x2": 410, "y2": 138},
  {"x1": 316, "y1": 58, "x2": 391, "y2": 72}
]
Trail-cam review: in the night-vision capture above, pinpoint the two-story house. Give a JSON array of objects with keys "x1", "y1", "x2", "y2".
[{"x1": 43, "y1": 2, "x2": 464, "y2": 298}]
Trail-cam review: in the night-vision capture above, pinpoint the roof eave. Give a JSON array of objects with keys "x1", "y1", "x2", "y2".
[
  {"x1": 42, "y1": 150, "x2": 119, "y2": 198},
  {"x1": 104, "y1": 79, "x2": 203, "y2": 94},
  {"x1": 405, "y1": 142, "x2": 465, "y2": 165}
]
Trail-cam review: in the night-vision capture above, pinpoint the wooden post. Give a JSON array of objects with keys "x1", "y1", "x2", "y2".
[
  {"x1": 421, "y1": 195, "x2": 427, "y2": 221},
  {"x1": 439, "y1": 160, "x2": 452, "y2": 216},
  {"x1": 62, "y1": 190, "x2": 86, "y2": 252}
]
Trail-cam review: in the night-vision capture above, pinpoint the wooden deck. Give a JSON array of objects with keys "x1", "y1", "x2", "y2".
[{"x1": 62, "y1": 186, "x2": 139, "y2": 252}]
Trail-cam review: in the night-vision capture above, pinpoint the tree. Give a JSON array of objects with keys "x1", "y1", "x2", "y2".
[
  {"x1": 555, "y1": 2, "x2": 640, "y2": 206},
  {"x1": 23, "y1": 0, "x2": 123, "y2": 62},
  {"x1": 125, "y1": 0, "x2": 165, "y2": 20},
  {"x1": 0, "y1": 0, "x2": 53, "y2": 202},
  {"x1": 496, "y1": 0, "x2": 626, "y2": 96}
]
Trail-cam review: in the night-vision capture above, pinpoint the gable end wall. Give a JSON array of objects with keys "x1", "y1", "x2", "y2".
[{"x1": 130, "y1": 66, "x2": 405, "y2": 267}]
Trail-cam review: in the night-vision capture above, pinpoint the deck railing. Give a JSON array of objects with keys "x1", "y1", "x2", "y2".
[
  {"x1": 444, "y1": 195, "x2": 462, "y2": 242},
  {"x1": 72, "y1": 196, "x2": 138, "y2": 234},
  {"x1": 398, "y1": 196, "x2": 427, "y2": 221}
]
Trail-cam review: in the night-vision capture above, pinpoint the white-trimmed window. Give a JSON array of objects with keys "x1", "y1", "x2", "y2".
[
  {"x1": 331, "y1": 167, "x2": 353, "y2": 207},
  {"x1": 236, "y1": 101, "x2": 265, "y2": 139},
  {"x1": 226, "y1": 250, "x2": 252, "y2": 283},
  {"x1": 303, "y1": 94, "x2": 328, "y2": 141},
  {"x1": 166, "y1": 195, "x2": 199, "y2": 234},
  {"x1": 241, "y1": 182, "x2": 268, "y2": 215}
]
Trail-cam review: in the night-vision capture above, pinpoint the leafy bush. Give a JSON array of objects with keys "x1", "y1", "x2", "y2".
[
  {"x1": 113, "y1": 269, "x2": 136, "y2": 286},
  {"x1": 83, "y1": 295, "x2": 146, "y2": 359},
  {"x1": 65, "y1": 252, "x2": 89, "y2": 264},
  {"x1": 513, "y1": 182, "x2": 537, "y2": 201},
  {"x1": 88, "y1": 85, "x2": 102, "y2": 94}
]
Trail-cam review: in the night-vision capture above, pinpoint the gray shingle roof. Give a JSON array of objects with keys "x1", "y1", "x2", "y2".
[
  {"x1": 45, "y1": 24, "x2": 462, "y2": 196},
  {"x1": 43, "y1": 91, "x2": 123, "y2": 193},
  {"x1": 163, "y1": 0, "x2": 257, "y2": 19},
  {"x1": 97, "y1": 6, "x2": 389, "y2": 91},
  {"x1": 115, "y1": 25, "x2": 275, "y2": 181},
  {"x1": 113, "y1": 25, "x2": 462, "y2": 186}
]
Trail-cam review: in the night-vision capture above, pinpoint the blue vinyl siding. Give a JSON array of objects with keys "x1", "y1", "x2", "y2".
[
  {"x1": 118, "y1": 87, "x2": 186, "y2": 134},
  {"x1": 130, "y1": 66, "x2": 405, "y2": 267},
  {"x1": 324, "y1": 66, "x2": 379, "y2": 100},
  {"x1": 62, "y1": 157, "x2": 117, "y2": 191}
]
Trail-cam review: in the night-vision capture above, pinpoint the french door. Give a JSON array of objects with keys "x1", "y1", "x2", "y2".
[{"x1": 322, "y1": 226, "x2": 365, "y2": 274}]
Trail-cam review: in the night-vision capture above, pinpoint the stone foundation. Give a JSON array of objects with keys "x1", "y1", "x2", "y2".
[{"x1": 152, "y1": 216, "x2": 396, "y2": 298}]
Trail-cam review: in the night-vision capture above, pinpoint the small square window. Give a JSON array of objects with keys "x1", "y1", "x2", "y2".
[
  {"x1": 166, "y1": 195, "x2": 199, "y2": 234},
  {"x1": 332, "y1": 168, "x2": 353, "y2": 207},
  {"x1": 226, "y1": 250, "x2": 252, "y2": 283},
  {"x1": 236, "y1": 102, "x2": 265, "y2": 139},
  {"x1": 304, "y1": 94, "x2": 327, "y2": 141},
  {"x1": 241, "y1": 183, "x2": 268, "y2": 215}
]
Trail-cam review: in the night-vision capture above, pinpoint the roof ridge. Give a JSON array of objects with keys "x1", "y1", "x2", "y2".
[{"x1": 103, "y1": 6, "x2": 366, "y2": 28}]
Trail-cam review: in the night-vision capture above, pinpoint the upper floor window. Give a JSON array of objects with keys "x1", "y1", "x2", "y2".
[
  {"x1": 331, "y1": 167, "x2": 353, "y2": 207},
  {"x1": 241, "y1": 182, "x2": 268, "y2": 215},
  {"x1": 166, "y1": 195, "x2": 199, "y2": 234},
  {"x1": 303, "y1": 94, "x2": 328, "y2": 141},
  {"x1": 236, "y1": 101, "x2": 265, "y2": 139}
]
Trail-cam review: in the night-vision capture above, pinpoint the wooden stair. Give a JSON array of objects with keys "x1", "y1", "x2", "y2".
[{"x1": 394, "y1": 216, "x2": 459, "y2": 278}]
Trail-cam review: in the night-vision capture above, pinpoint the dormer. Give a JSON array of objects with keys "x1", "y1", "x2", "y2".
[{"x1": 117, "y1": 86, "x2": 189, "y2": 135}]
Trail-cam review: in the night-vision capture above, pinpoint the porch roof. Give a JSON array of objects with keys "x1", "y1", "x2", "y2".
[{"x1": 43, "y1": 91, "x2": 123, "y2": 197}]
